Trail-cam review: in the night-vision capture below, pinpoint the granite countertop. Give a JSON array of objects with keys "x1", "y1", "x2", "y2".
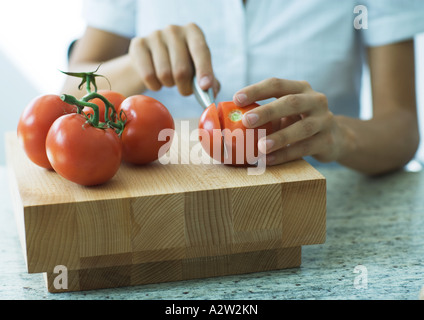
[{"x1": 1, "y1": 164, "x2": 423, "y2": 300}]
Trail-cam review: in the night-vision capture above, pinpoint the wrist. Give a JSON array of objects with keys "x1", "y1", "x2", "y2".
[
  {"x1": 332, "y1": 115, "x2": 359, "y2": 164},
  {"x1": 119, "y1": 54, "x2": 147, "y2": 94}
]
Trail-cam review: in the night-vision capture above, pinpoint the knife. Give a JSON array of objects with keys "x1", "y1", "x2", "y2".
[{"x1": 193, "y1": 76, "x2": 229, "y2": 159}]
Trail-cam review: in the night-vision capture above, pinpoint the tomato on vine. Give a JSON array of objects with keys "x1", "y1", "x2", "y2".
[
  {"x1": 83, "y1": 90, "x2": 126, "y2": 123},
  {"x1": 119, "y1": 95, "x2": 175, "y2": 165},
  {"x1": 17, "y1": 94, "x2": 76, "y2": 169},
  {"x1": 46, "y1": 113, "x2": 122, "y2": 186},
  {"x1": 45, "y1": 94, "x2": 123, "y2": 186},
  {"x1": 18, "y1": 66, "x2": 176, "y2": 186}
]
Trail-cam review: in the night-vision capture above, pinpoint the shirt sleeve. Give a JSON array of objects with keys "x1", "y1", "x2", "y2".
[
  {"x1": 359, "y1": 0, "x2": 424, "y2": 47},
  {"x1": 82, "y1": 0, "x2": 136, "y2": 38}
]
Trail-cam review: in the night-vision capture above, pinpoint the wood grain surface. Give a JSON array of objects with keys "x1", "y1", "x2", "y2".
[{"x1": 5, "y1": 118, "x2": 326, "y2": 292}]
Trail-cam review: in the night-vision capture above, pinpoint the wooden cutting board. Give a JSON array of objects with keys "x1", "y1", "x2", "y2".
[{"x1": 5, "y1": 119, "x2": 326, "y2": 292}]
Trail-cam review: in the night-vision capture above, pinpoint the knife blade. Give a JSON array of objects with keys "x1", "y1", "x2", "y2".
[{"x1": 193, "y1": 76, "x2": 229, "y2": 159}]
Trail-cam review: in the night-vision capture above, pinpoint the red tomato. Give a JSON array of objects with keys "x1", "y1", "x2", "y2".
[
  {"x1": 119, "y1": 95, "x2": 174, "y2": 165},
  {"x1": 83, "y1": 90, "x2": 126, "y2": 122},
  {"x1": 46, "y1": 113, "x2": 122, "y2": 186},
  {"x1": 199, "y1": 101, "x2": 273, "y2": 166},
  {"x1": 17, "y1": 94, "x2": 76, "y2": 169}
]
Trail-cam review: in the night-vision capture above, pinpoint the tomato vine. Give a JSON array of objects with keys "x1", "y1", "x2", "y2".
[
  {"x1": 59, "y1": 67, "x2": 126, "y2": 136},
  {"x1": 18, "y1": 65, "x2": 175, "y2": 186}
]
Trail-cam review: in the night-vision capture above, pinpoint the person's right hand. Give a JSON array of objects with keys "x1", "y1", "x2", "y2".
[{"x1": 129, "y1": 23, "x2": 220, "y2": 96}]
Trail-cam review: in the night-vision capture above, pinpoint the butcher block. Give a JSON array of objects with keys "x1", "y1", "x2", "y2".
[{"x1": 5, "y1": 119, "x2": 326, "y2": 293}]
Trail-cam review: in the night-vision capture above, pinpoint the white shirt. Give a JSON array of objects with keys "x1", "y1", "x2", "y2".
[{"x1": 82, "y1": 0, "x2": 424, "y2": 120}]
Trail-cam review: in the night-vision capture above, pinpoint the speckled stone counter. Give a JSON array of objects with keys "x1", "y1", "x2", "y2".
[{"x1": 1, "y1": 164, "x2": 423, "y2": 300}]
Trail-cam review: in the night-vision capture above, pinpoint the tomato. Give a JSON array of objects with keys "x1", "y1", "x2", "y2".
[
  {"x1": 17, "y1": 94, "x2": 76, "y2": 169},
  {"x1": 119, "y1": 95, "x2": 174, "y2": 165},
  {"x1": 82, "y1": 90, "x2": 126, "y2": 122},
  {"x1": 199, "y1": 101, "x2": 273, "y2": 166},
  {"x1": 46, "y1": 113, "x2": 122, "y2": 186}
]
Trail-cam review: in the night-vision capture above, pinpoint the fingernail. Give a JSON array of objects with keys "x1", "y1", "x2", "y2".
[
  {"x1": 235, "y1": 93, "x2": 247, "y2": 105},
  {"x1": 244, "y1": 113, "x2": 259, "y2": 126},
  {"x1": 259, "y1": 139, "x2": 274, "y2": 153},
  {"x1": 199, "y1": 76, "x2": 212, "y2": 89},
  {"x1": 265, "y1": 139, "x2": 275, "y2": 151}
]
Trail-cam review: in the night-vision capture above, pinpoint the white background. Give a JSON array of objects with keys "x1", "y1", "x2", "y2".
[
  {"x1": 0, "y1": 0, "x2": 423, "y2": 167},
  {"x1": 0, "y1": 0, "x2": 85, "y2": 165}
]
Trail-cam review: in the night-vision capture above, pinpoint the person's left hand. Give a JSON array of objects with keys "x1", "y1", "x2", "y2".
[{"x1": 233, "y1": 77, "x2": 344, "y2": 165}]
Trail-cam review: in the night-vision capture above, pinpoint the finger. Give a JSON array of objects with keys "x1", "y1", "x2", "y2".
[
  {"x1": 130, "y1": 37, "x2": 162, "y2": 91},
  {"x1": 279, "y1": 115, "x2": 302, "y2": 130},
  {"x1": 164, "y1": 25, "x2": 194, "y2": 96},
  {"x1": 270, "y1": 115, "x2": 301, "y2": 135},
  {"x1": 147, "y1": 31, "x2": 174, "y2": 87},
  {"x1": 233, "y1": 78, "x2": 311, "y2": 107},
  {"x1": 264, "y1": 133, "x2": 325, "y2": 166},
  {"x1": 242, "y1": 93, "x2": 318, "y2": 128},
  {"x1": 185, "y1": 23, "x2": 215, "y2": 90},
  {"x1": 258, "y1": 116, "x2": 323, "y2": 155}
]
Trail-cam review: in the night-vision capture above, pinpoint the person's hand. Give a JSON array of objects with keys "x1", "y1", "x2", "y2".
[
  {"x1": 129, "y1": 23, "x2": 220, "y2": 96},
  {"x1": 233, "y1": 78, "x2": 344, "y2": 165}
]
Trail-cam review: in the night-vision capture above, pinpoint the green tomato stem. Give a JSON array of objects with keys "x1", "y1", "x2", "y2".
[
  {"x1": 59, "y1": 64, "x2": 111, "y2": 95},
  {"x1": 107, "y1": 120, "x2": 125, "y2": 137},
  {"x1": 81, "y1": 92, "x2": 126, "y2": 136},
  {"x1": 60, "y1": 94, "x2": 101, "y2": 128},
  {"x1": 81, "y1": 92, "x2": 117, "y2": 123},
  {"x1": 229, "y1": 110, "x2": 243, "y2": 122}
]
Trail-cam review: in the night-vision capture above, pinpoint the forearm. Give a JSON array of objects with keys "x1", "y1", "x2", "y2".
[
  {"x1": 335, "y1": 111, "x2": 419, "y2": 175},
  {"x1": 340, "y1": 40, "x2": 421, "y2": 176},
  {"x1": 61, "y1": 54, "x2": 145, "y2": 98}
]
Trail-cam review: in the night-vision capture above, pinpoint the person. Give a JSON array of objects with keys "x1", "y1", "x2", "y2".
[{"x1": 63, "y1": 0, "x2": 424, "y2": 175}]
